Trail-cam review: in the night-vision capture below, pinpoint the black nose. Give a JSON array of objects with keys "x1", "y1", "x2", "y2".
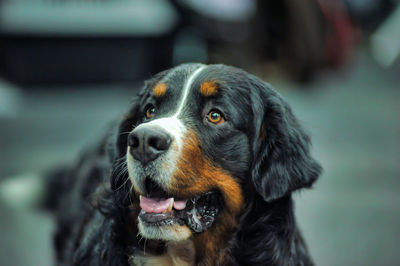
[{"x1": 128, "y1": 126, "x2": 172, "y2": 165}]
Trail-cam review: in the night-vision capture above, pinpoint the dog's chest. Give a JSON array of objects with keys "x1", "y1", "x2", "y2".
[{"x1": 130, "y1": 240, "x2": 195, "y2": 266}]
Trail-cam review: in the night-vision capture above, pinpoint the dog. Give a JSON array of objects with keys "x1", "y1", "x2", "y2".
[{"x1": 45, "y1": 63, "x2": 322, "y2": 265}]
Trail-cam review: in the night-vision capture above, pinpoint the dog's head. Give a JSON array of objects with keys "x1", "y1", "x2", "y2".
[{"x1": 113, "y1": 64, "x2": 321, "y2": 244}]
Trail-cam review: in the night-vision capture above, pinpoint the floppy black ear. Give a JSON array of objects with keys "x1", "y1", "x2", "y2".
[{"x1": 250, "y1": 78, "x2": 322, "y2": 202}]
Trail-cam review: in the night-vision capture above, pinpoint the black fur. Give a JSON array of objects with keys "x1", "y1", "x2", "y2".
[{"x1": 45, "y1": 64, "x2": 322, "y2": 265}]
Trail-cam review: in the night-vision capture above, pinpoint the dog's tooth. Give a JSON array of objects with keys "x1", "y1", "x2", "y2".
[
  {"x1": 173, "y1": 199, "x2": 187, "y2": 210},
  {"x1": 168, "y1": 198, "x2": 174, "y2": 211}
]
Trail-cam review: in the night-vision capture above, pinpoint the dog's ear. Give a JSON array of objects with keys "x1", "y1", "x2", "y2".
[{"x1": 250, "y1": 78, "x2": 322, "y2": 202}]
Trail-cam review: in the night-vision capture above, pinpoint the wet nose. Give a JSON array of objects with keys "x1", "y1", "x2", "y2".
[{"x1": 128, "y1": 126, "x2": 172, "y2": 165}]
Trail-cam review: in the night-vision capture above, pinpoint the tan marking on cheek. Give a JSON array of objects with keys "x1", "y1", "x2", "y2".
[
  {"x1": 153, "y1": 83, "x2": 167, "y2": 98},
  {"x1": 170, "y1": 131, "x2": 244, "y2": 214},
  {"x1": 167, "y1": 240, "x2": 196, "y2": 266},
  {"x1": 260, "y1": 122, "x2": 267, "y2": 140},
  {"x1": 200, "y1": 81, "x2": 218, "y2": 97},
  {"x1": 192, "y1": 210, "x2": 239, "y2": 265}
]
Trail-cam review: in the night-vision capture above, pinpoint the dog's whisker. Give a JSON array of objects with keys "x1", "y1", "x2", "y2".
[
  {"x1": 112, "y1": 165, "x2": 125, "y2": 176},
  {"x1": 112, "y1": 157, "x2": 127, "y2": 173},
  {"x1": 119, "y1": 131, "x2": 132, "y2": 136},
  {"x1": 127, "y1": 183, "x2": 135, "y2": 205},
  {"x1": 143, "y1": 238, "x2": 147, "y2": 255},
  {"x1": 114, "y1": 162, "x2": 128, "y2": 177},
  {"x1": 113, "y1": 165, "x2": 128, "y2": 181},
  {"x1": 113, "y1": 174, "x2": 130, "y2": 192},
  {"x1": 112, "y1": 162, "x2": 129, "y2": 184}
]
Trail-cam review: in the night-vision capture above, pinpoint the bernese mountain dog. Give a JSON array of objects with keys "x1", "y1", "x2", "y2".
[{"x1": 45, "y1": 64, "x2": 322, "y2": 265}]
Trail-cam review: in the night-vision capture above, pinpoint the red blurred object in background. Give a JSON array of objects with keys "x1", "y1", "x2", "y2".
[{"x1": 318, "y1": 0, "x2": 359, "y2": 68}]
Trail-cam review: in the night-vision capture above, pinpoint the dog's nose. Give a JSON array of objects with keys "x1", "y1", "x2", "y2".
[{"x1": 128, "y1": 126, "x2": 172, "y2": 165}]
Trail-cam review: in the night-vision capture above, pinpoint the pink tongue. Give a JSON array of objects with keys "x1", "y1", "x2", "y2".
[
  {"x1": 139, "y1": 196, "x2": 188, "y2": 213},
  {"x1": 140, "y1": 197, "x2": 173, "y2": 213},
  {"x1": 140, "y1": 196, "x2": 174, "y2": 213}
]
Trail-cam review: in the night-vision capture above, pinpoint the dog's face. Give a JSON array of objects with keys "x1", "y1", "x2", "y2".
[{"x1": 116, "y1": 64, "x2": 321, "y2": 243}]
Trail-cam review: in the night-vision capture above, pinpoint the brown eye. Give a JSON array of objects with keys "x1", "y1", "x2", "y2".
[
  {"x1": 207, "y1": 110, "x2": 225, "y2": 125},
  {"x1": 145, "y1": 106, "x2": 155, "y2": 119}
]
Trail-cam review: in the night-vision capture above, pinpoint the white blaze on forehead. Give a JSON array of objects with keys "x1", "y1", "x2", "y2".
[
  {"x1": 173, "y1": 65, "x2": 206, "y2": 118},
  {"x1": 136, "y1": 65, "x2": 206, "y2": 142}
]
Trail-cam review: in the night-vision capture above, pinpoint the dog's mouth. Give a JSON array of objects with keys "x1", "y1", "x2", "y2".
[{"x1": 138, "y1": 178, "x2": 223, "y2": 233}]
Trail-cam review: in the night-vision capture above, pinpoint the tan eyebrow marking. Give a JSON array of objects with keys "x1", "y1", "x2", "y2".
[
  {"x1": 153, "y1": 83, "x2": 167, "y2": 98},
  {"x1": 200, "y1": 81, "x2": 218, "y2": 97}
]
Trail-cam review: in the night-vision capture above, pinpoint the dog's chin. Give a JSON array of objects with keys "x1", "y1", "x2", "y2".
[{"x1": 138, "y1": 219, "x2": 192, "y2": 241}]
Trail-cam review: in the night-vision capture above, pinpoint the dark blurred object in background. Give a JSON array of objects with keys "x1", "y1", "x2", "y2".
[
  {"x1": 175, "y1": 0, "x2": 358, "y2": 82},
  {"x1": 344, "y1": 0, "x2": 397, "y2": 32},
  {"x1": 0, "y1": 0, "x2": 178, "y2": 85},
  {"x1": 0, "y1": 0, "x2": 398, "y2": 86}
]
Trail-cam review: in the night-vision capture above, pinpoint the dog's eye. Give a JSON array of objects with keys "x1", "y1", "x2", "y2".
[
  {"x1": 207, "y1": 110, "x2": 225, "y2": 125},
  {"x1": 145, "y1": 106, "x2": 155, "y2": 119}
]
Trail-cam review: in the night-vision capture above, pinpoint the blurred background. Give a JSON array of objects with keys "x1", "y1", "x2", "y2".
[{"x1": 0, "y1": 0, "x2": 399, "y2": 265}]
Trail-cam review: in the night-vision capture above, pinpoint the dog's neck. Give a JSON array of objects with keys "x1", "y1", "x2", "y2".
[{"x1": 228, "y1": 195, "x2": 313, "y2": 265}]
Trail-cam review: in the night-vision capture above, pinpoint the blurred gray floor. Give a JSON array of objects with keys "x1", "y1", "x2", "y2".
[{"x1": 0, "y1": 50, "x2": 399, "y2": 266}]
